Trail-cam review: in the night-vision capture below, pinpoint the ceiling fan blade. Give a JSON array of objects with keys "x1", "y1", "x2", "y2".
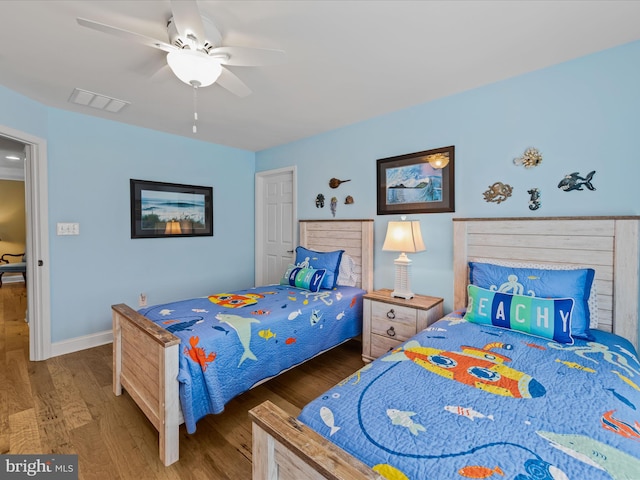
[
  {"x1": 77, "y1": 17, "x2": 176, "y2": 53},
  {"x1": 216, "y1": 67, "x2": 252, "y2": 97},
  {"x1": 170, "y1": 0, "x2": 207, "y2": 46},
  {"x1": 201, "y1": 16, "x2": 223, "y2": 47},
  {"x1": 209, "y1": 46, "x2": 286, "y2": 67}
]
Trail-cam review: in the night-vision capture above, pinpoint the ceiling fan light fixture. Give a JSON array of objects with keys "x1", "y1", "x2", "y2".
[{"x1": 166, "y1": 50, "x2": 222, "y2": 87}]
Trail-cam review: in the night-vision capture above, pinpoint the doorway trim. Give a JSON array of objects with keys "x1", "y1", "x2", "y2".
[
  {"x1": 255, "y1": 166, "x2": 297, "y2": 286},
  {"x1": 1, "y1": 124, "x2": 51, "y2": 361}
]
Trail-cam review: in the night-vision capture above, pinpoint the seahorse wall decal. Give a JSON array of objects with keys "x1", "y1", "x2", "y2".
[{"x1": 528, "y1": 188, "x2": 541, "y2": 210}]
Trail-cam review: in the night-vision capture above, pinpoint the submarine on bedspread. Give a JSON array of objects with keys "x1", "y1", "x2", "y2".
[
  {"x1": 139, "y1": 284, "x2": 364, "y2": 433},
  {"x1": 298, "y1": 313, "x2": 640, "y2": 480}
]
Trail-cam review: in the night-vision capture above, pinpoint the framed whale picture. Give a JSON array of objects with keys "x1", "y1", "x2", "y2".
[
  {"x1": 377, "y1": 146, "x2": 455, "y2": 215},
  {"x1": 130, "y1": 179, "x2": 213, "y2": 238}
]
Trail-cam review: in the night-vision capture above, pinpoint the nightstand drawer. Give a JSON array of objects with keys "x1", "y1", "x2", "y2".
[
  {"x1": 370, "y1": 301, "x2": 417, "y2": 341},
  {"x1": 362, "y1": 290, "x2": 444, "y2": 363},
  {"x1": 370, "y1": 334, "x2": 402, "y2": 358}
]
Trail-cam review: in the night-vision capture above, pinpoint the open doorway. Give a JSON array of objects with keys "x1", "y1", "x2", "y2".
[
  {"x1": 0, "y1": 138, "x2": 27, "y2": 268},
  {"x1": 0, "y1": 137, "x2": 28, "y2": 350},
  {"x1": 0, "y1": 126, "x2": 51, "y2": 361}
]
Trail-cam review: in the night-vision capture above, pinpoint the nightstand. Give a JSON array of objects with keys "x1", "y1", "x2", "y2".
[{"x1": 362, "y1": 289, "x2": 444, "y2": 362}]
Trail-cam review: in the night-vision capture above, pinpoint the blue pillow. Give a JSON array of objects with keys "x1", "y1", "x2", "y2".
[
  {"x1": 280, "y1": 265, "x2": 326, "y2": 292},
  {"x1": 469, "y1": 262, "x2": 595, "y2": 340},
  {"x1": 464, "y1": 285, "x2": 575, "y2": 344},
  {"x1": 295, "y1": 247, "x2": 344, "y2": 289}
]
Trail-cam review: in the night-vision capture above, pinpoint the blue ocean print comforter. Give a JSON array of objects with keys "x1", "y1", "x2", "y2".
[
  {"x1": 299, "y1": 313, "x2": 640, "y2": 480},
  {"x1": 139, "y1": 285, "x2": 364, "y2": 433}
]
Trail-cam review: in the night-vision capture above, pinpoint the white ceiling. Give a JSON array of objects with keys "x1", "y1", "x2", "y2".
[{"x1": 1, "y1": 1, "x2": 640, "y2": 153}]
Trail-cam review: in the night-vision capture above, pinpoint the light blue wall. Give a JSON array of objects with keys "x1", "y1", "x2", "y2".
[
  {"x1": 0, "y1": 87, "x2": 256, "y2": 343},
  {"x1": 256, "y1": 40, "x2": 640, "y2": 323},
  {"x1": 2, "y1": 39, "x2": 639, "y2": 347},
  {"x1": 0, "y1": 85, "x2": 48, "y2": 137}
]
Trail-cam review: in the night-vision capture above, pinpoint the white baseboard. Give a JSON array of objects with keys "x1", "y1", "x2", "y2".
[{"x1": 50, "y1": 329, "x2": 112, "y2": 358}]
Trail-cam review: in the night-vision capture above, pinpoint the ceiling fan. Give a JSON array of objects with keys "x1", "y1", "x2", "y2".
[{"x1": 77, "y1": 0, "x2": 286, "y2": 131}]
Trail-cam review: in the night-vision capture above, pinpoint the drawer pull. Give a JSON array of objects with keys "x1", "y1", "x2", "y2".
[
  {"x1": 386, "y1": 309, "x2": 396, "y2": 319},
  {"x1": 386, "y1": 326, "x2": 396, "y2": 337}
]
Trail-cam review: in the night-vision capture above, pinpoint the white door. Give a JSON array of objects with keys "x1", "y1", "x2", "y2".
[{"x1": 255, "y1": 167, "x2": 296, "y2": 286}]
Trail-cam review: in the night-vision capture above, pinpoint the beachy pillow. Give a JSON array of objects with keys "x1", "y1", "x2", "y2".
[
  {"x1": 468, "y1": 262, "x2": 594, "y2": 340},
  {"x1": 280, "y1": 265, "x2": 326, "y2": 292},
  {"x1": 464, "y1": 285, "x2": 575, "y2": 344},
  {"x1": 475, "y1": 260, "x2": 598, "y2": 329},
  {"x1": 295, "y1": 247, "x2": 343, "y2": 289},
  {"x1": 337, "y1": 254, "x2": 358, "y2": 287}
]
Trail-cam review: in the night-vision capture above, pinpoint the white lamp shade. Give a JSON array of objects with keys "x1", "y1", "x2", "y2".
[
  {"x1": 382, "y1": 221, "x2": 426, "y2": 253},
  {"x1": 166, "y1": 50, "x2": 222, "y2": 87}
]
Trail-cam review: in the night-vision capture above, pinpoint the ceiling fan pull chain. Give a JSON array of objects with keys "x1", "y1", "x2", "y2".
[{"x1": 192, "y1": 82, "x2": 199, "y2": 133}]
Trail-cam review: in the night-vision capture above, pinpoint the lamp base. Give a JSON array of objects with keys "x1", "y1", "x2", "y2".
[
  {"x1": 391, "y1": 253, "x2": 414, "y2": 300},
  {"x1": 391, "y1": 289, "x2": 414, "y2": 300}
]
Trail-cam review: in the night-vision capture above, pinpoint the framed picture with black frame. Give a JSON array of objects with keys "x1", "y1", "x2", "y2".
[
  {"x1": 377, "y1": 145, "x2": 455, "y2": 215},
  {"x1": 130, "y1": 179, "x2": 213, "y2": 238}
]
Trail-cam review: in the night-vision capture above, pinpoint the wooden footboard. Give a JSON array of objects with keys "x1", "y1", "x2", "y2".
[
  {"x1": 112, "y1": 303, "x2": 182, "y2": 466},
  {"x1": 249, "y1": 401, "x2": 380, "y2": 480}
]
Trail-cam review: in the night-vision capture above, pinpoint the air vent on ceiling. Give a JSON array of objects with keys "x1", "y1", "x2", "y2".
[{"x1": 68, "y1": 88, "x2": 130, "y2": 113}]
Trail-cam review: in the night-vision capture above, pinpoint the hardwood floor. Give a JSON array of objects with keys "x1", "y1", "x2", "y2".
[{"x1": 0, "y1": 283, "x2": 366, "y2": 479}]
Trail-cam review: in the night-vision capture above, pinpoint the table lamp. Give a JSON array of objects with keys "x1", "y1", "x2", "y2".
[
  {"x1": 165, "y1": 220, "x2": 182, "y2": 235},
  {"x1": 382, "y1": 220, "x2": 425, "y2": 299}
]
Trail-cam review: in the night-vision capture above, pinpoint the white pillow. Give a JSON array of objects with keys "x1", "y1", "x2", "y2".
[
  {"x1": 337, "y1": 254, "x2": 359, "y2": 287},
  {"x1": 474, "y1": 259, "x2": 598, "y2": 329}
]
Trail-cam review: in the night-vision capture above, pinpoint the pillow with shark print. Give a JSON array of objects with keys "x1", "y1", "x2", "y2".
[
  {"x1": 468, "y1": 262, "x2": 594, "y2": 340},
  {"x1": 280, "y1": 264, "x2": 326, "y2": 292}
]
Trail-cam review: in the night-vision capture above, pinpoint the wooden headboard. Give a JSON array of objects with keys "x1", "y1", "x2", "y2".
[
  {"x1": 452, "y1": 216, "x2": 640, "y2": 350},
  {"x1": 299, "y1": 219, "x2": 374, "y2": 292}
]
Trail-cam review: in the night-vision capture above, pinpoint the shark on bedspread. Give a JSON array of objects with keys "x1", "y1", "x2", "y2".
[
  {"x1": 215, "y1": 313, "x2": 260, "y2": 367},
  {"x1": 537, "y1": 431, "x2": 640, "y2": 480}
]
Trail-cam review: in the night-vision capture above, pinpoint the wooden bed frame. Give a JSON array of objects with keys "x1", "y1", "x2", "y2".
[
  {"x1": 249, "y1": 216, "x2": 640, "y2": 480},
  {"x1": 111, "y1": 219, "x2": 373, "y2": 466}
]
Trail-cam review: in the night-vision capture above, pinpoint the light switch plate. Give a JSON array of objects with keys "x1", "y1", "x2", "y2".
[{"x1": 56, "y1": 222, "x2": 80, "y2": 235}]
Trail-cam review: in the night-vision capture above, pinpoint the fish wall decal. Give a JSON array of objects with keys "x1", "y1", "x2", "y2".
[{"x1": 558, "y1": 171, "x2": 596, "y2": 192}]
